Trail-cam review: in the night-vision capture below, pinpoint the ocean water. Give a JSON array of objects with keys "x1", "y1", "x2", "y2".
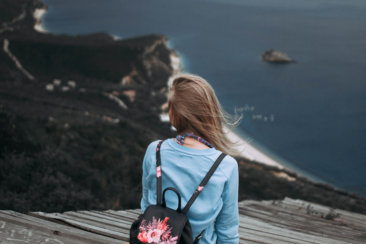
[{"x1": 43, "y1": 0, "x2": 366, "y2": 196}]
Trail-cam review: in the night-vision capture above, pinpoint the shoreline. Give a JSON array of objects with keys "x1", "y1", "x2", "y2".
[
  {"x1": 33, "y1": 4, "x2": 125, "y2": 42},
  {"x1": 160, "y1": 111, "x2": 285, "y2": 170},
  {"x1": 33, "y1": 7, "x2": 48, "y2": 33},
  {"x1": 35, "y1": 0, "x2": 311, "y2": 181},
  {"x1": 223, "y1": 126, "x2": 284, "y2": 169}
]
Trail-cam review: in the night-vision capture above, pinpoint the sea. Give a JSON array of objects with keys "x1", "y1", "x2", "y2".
[{"x1": 42, "y1": 0, "x2": 366, "y2": 196}]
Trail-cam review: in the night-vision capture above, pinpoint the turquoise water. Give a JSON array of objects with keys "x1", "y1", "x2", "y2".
[{"x1": 43, "y1": 0, "x2": 366, "y2": 196}]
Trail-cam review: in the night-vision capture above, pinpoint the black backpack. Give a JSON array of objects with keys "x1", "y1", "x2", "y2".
[{"x1": 130, "y1": 140, "x2": 226, "y2": 244}]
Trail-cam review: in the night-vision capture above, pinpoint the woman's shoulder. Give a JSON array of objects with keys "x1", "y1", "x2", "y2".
[
  {"x1": 146, "y1": 139, "x2": 161, "y2": 150},
  {"x1": 147, "y1": 138, "x2": 170, "y2": 150},
  {"x1": 224, "y1": 154, "x2": 238, "y2": 165},
  {"x1": 217, "y1": 153, "x2": 238, "y2": 179}
]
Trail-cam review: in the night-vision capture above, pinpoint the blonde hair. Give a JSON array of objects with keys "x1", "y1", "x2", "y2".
[{"x1": 168, "y1": 73, "x2": 241, "y2": 156}]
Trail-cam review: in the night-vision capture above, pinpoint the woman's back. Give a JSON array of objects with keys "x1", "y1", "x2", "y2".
[{"x1": 141, "y1": 138, "x2": 239, "y2": 243}]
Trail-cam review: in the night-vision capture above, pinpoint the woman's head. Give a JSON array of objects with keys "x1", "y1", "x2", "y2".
[{"x1": 168, "y1": 73, "x2": 240, "y2": 155}]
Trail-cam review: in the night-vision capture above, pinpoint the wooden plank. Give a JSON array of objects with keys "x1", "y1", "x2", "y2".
[
  {"x1": 124, "y1": 209, "x2": 141, "y2": 215},
  {"x1": 30, "y1": 212, "x2": 129, "y2": 241},
  {"x1": 274, "y1": 198, "x2": 366, "y2": 223},
  {"x1": 238, "y1": 215, "x2": 350, "y2": 244},
  {"x1": 95, "y1": 210, "x2": 138, "y2": 226},
  {"x1": 0, "y1": 211, "x2": 123, "y2": 243},
  {"x1": 80, "y1": 210, "x2": 133, "y2": 226},
  {"x1": 0, "y1": 219, "x2": 78, "y2": 244},
  {"x1": 239, "y1": 201, "x2": 366, "y2": 243},
  {"x1": 240, "y1": 228, "x2": 344, "y2": 244},
  {"x1": 63, "y1": 211, "x2": 131, "y2": 230},
  {"x1": 60, "y1": 213, "x2": 130, "y2": 237},
  {"x1": 243, "y1": 202, "x2": 366, "y2": 237},
  {"x1": 279, "y1": 198, "x2": 366, "y2": 225},
  {"x1": 105, "y1": 210, "x2": 139, "y2": 221},
  {"x1": 99, "y1": 210, "x2": 137, "y2": 225},
  {"x1": 239, "y1": 206, "x2": 362, "y2": 242},
  {"x1": 240, "y1": 202, "x2": 358, "y2": 230}
]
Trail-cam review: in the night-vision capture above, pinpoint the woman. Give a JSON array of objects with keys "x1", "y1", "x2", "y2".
[{"x1": 141, "y1": 73, "x2": 240, "y2": 243}]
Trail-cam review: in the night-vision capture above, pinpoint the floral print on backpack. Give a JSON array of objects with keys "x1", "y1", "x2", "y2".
[{"x1": 137, "y1": 217, "x2": 178, "y2": 244}]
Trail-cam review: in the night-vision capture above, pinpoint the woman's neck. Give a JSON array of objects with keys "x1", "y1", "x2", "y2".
[
  {"x1": 175, "y1": 132, "x2": 212, "y2": 149},
  {"x1": 174, "y1": 137, "x2": 210, "y2": 149}
]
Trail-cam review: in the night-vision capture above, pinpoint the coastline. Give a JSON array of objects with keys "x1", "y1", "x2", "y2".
[
  {"x1": 223, "y1": 126, "x2": 284, "y2": 168},
  {"x1": 160, "y1": 110, "x2": 285, "y2": 169},
  {"x1": 34, "y1": 0, "x2": 320, "y2": 182},
  {"x1": 33, "y1": 7, "x2": 48, "y2": 33}
]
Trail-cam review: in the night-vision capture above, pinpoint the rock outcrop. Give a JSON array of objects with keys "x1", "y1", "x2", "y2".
[{"x1": 262, "y1": 49, "x2": 294, "y2": 63}]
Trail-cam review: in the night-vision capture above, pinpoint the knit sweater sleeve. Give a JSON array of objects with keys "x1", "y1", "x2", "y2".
[
  {"x1": 215, "y1": 157, "x2": 239, "y2": 243},
  {"x1": 140, "y1": 140, "x2": 159, "y2": 213}
]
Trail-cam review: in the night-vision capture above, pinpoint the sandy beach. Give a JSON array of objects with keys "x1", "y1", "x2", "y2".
[
  {"x1": 161, "y1": 113, "x2": 285, "y2": 169},
  {"x1": 223, "y1": 126, "x2": 284, "y2": 168},
  {"x1": 160, "y1": 113, "x2": 285, "y2": 169},
  {"x1": 33, "y1": 8, "x2": 48, "y2": 33}
]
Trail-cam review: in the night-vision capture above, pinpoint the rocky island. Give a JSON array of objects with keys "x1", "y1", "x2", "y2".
[
  {"x1": 1, "y1": 0, "x2": 366, "y2": 215},
  {"x1": 262, "y1": 49, "x2": 295, "y2": 63}
]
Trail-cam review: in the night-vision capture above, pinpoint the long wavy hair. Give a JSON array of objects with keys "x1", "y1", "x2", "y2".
[{"x1": 167, "y1": 73, "x2": 241, "y2": 156}]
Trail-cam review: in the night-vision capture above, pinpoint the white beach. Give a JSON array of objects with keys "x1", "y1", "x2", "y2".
[
  {"x1": 160, "y1": 112, "x2": 285, "y2": 169},
  {"x1": 33, "y1": 8, "x2": 48, "y2": 33},
  {"x1": 223, "y1": 126, "x2": 284, "y2": 168},
  {"x1": 111, "y1": 34, "x2": 122, "y2": 40}
]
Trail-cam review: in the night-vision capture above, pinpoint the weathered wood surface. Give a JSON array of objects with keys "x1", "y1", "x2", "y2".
[
  {"x1": 238, "y1": 198, "x2": 366, "y2": 244},
  {"x1": 0, "y1": 210, "x2": 122, "y2": 243},
  {"x1": 0, "y1": 198, "x2": 365, "y2": 243}
]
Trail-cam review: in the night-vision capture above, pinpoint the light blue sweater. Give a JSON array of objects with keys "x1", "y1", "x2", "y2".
[{"x1": 141, "y1": 138, "x2": 239, "y2": 243}]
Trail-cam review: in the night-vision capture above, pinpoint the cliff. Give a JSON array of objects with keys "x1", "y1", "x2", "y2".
[{"x1": 0, "y1": 0, "x2": 176, "y2": 212}]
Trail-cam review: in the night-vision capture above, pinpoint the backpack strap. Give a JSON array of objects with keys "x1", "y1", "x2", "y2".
[
  {"x1": 156, "y1": 139, "x2": 165, "y2": 205},
  {"x1": 194, "y1": 229, "x2": 205, "y2": 243},
  {"x1": 182, "y1": 152, "x2": 227, "y2": 214}
]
